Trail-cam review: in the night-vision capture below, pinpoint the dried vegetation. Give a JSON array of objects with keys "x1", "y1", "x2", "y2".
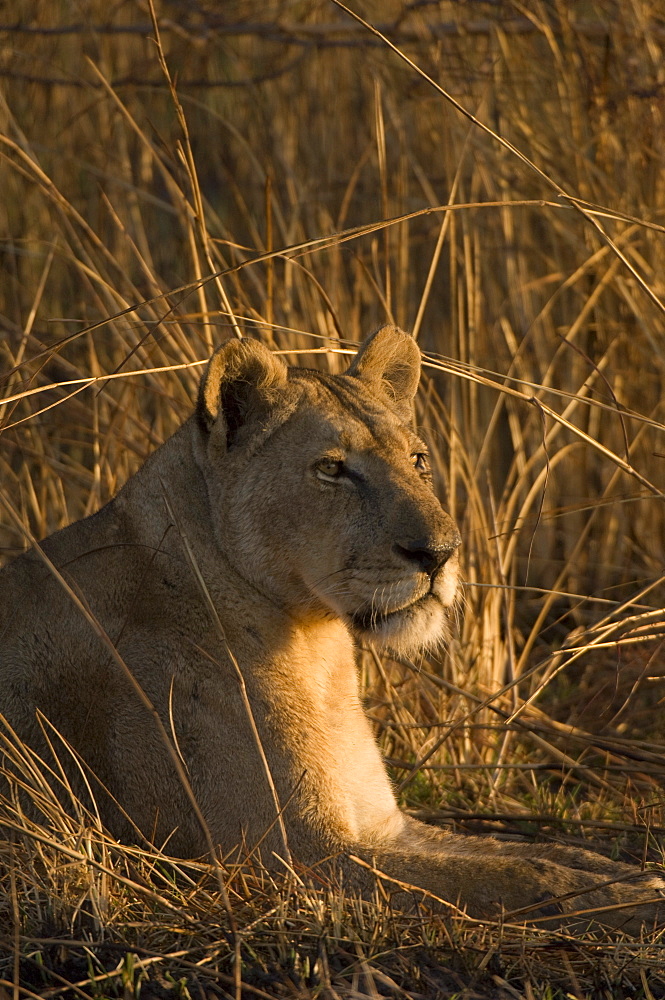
[{"x1": 1, "y1": 1, "x2": 665, "y2": 996}]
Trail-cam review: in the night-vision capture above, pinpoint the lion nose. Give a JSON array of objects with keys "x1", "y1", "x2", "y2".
[{"x1": 395, "y1": 536, "x2": 460, "y2": 576}]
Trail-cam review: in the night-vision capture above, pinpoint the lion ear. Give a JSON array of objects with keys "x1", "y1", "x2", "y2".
[
  {"x1": 346, "y1": 325, "x2": 421, "y2": 420},
  {"x1": 197, "y1": 338, "x2": 288, "y2": 445}
]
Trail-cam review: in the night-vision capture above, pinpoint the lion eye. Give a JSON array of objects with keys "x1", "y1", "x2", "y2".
[
  {"x1": 413, "y1": 452, "x2": 429, "y2": 472},
  {"x1": 316, "y1": 458, "x2": 344, "y2": 482}
]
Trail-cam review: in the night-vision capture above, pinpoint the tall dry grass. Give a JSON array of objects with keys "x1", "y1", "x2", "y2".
[{"x1": 1, "y1": 1, "x2": 665, "y2": 996}]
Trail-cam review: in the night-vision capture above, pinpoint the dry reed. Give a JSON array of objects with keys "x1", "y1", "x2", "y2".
[{"x1": 1, "y1": 1, "x2": 665, "y2": 996}]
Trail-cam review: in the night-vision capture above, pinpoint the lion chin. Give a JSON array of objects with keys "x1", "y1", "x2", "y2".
[{"x1": 351, "y1": 592, "x2": 453, "y2": 657}]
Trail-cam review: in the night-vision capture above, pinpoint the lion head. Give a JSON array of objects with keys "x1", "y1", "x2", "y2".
[{"x1": 195, "y1": 325, "x2": 460, "y2": 656}]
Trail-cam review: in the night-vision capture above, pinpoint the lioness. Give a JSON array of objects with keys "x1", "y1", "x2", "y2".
[{"x1": 0, "y1": 325, "x2": 662, "y2": 928}]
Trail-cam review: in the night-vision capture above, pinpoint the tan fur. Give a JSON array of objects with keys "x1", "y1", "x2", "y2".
[{"x1": 0, "y1": 326, "x2": 661, "y2": 929}]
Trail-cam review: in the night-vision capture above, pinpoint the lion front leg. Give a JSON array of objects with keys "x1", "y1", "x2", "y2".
[
  {"x1": 323, "y1": 819, "x2": 665, "y2": 932},
  {"x1": 344, "y1": 847, "x2": 663, "y2": 931},
  {"x1": 414, "y1": 816, "x2": 663, "y2": 927}
]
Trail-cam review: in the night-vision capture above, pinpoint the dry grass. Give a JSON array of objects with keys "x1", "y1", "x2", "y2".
[{"x1": 1, "y1": 1, "x2": 665, "y2": 996}]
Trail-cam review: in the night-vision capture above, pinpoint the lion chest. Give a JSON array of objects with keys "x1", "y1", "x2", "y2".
[{"x1": 265, "y1": 622, "x2": 404, "y2": 845}]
